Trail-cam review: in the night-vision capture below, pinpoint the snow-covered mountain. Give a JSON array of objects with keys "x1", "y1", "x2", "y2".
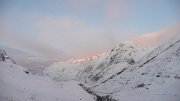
[
  {"x1": 1, "y1": 33, "x2": 180, "y2": 101},
  {"x1": 44, "y1": 42, "x2": 148, "y2": 83},
  {"x1": 43, "y1": 52, "x2": 108, "y2": 81},
  {"x1": 0, "y1": 50, "x2": 96, "y2": 101},
  {"x1": 44, "y1": 34, "x2": 180, "y2": 101},
  {"x1": 91, "y1": 34, "x2": 180, "y2": 101},
  {"x1": 81, "y1": 42, "x2": 149, "y2": 85}
]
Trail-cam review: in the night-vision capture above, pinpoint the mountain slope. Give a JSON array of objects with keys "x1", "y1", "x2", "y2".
[
  {"x1": 43, "y1": 34, "x2": 180, "y2": 101},
  {"x1": 43, "y1": 53, "x2": 107, "y2": 81},
  {"x1": 92, "y1": 34, "x2": 180, "y2": 101},
  {"x1": 84, "y1": 42, "x2": 148, "y2": 85},
  {"x1": 0, "y1": 52, "x2": 95, "y2": 101},
  {"x1": 44, "y1": 42, "x2": 148, "y2": 85}
]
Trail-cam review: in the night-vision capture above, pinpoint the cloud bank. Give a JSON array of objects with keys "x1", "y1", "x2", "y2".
[
  {"x1": 1, "y1": 0, "x2": 179, "y2": 69},
  {"x1": 132, "y1": 23, "x2": 180, "y2": 46}
]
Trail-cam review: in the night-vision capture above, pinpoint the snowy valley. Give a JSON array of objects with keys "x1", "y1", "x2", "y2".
[{"x1": 0, "y1": 34, "x2": 180, "y2": 101}]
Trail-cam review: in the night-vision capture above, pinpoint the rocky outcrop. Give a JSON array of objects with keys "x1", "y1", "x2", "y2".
[
  {"x1": 0, "y1": 49, "x2": 7, "y2": 61},
  {"x1": 0, "y1": 49, "x2": 16, "y2": 64}
]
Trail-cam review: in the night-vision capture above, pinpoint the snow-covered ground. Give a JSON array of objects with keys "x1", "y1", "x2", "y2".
[
  {"x1": 1, "y1": 34, "x2": 180, "y2": 101},
  {"x1": 0, "y1": 61, "x2": 95, "y2": 101}
]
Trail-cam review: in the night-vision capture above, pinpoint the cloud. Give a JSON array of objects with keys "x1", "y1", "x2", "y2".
[
  {"x1": 0, "y1": 23, "x2": 70, "y2": 60},
  {"x1": 47, "y1": 0, "x2": 99, "y2": 8},
  {"x1": 0, "y1": 22, "x2": 72, "y2": 68},
  {"x1": 132, "y1": 32, "x2": 160, "y2": 46},
  {"x1": 65, "y1": 0, "x2": 98, "y2": 6},
  {"x1": 1, "y1": 12, "x2": 123, "y2": 66},
  {"x1": 105, "y1": 0, "x2": 129, "y2": 25},
  {"x1": 132, "y1": 23, "x2": 180, "y2": 46},
  {"x1": 33, "y1": 15, "x2": 118, "y2": 58}
]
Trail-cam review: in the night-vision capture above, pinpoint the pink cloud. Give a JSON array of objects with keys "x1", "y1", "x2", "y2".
[
  {"x1": 133, "y1": 32, "x2": 160, "y2": 46},
  {"x1": 31, "y1": 15, "x2": 118, "y2": 58},
  {"x1": 132, "y1": 23, "x2": 180, "y2": 46}
]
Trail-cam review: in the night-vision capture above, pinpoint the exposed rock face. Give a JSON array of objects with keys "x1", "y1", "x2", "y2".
[
  {"x1": 0, "y1": 49, "x2": 16, "y2": 64},
  {"x1": 0, "y1": 49, "x2": 7, "y2": 61}
]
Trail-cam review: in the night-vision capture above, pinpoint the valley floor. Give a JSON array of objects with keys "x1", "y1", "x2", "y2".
[{"x1": 0, "y1": 62, "x2": 95, "y2": 101}]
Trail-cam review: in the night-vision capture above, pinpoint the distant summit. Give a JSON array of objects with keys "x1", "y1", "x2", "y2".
[{"x1": 43, "y1": 42, "x2": 148, "y2": 82}]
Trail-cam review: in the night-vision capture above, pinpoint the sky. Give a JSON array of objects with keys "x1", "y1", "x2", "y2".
[{"x1": 0, "y1": 0, "x2": 180, "y2": 69}]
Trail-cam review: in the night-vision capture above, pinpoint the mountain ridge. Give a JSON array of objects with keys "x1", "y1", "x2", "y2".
[{"x1": 44, "y1": 34, "x2": 180, "y2": 101}]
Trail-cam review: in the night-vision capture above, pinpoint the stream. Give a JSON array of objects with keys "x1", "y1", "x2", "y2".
[{"x1": 78, "y1": 83, "x2": 117, "y2": 101}]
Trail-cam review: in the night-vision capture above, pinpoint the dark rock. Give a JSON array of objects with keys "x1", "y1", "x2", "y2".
[
  {"x1": 156, "y1": 75, "x2": 160, "y2": 77},
  {"x1": 136, "y1": 83, "x2": 145, "y2": 88},
  {"x1": 174, "y1": 75, "x2": 180, "y2": 79},
  {"x1": 0, "y1": 49, "x2": 16, "y2": 64},
  {"x1": 25, "y1": 71, "x2": 29, "y2": 74},
  {"x1": 0, "y1": 49, "x2": 7, "y2": 61}
]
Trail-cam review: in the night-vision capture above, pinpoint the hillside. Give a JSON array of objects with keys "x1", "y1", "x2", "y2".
[
  {"x1": 44, "y1": 34, "x2": 180, "y2": 101},
  {"x1": 1, "y1": 34, "x2": 180, "y2": 101},
  {"x1": 91, "y1": 34, "x2": 180, "y2": 101},
  {"x1": 44, "y1": 42, "x2": 148, "y2": 84},
  {"x1": 0, "y1": 50, "x2": 95, "y2": 101}
]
